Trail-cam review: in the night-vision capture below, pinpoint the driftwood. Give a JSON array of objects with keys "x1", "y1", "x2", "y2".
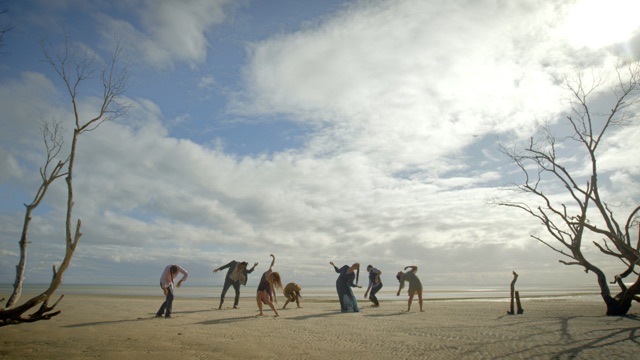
[{"x1": 508, "y1": 271, "x2": 524, "y2": 315}]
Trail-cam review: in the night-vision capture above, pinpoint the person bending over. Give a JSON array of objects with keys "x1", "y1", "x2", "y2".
[
  {"x1": 214, "y1": 259, "x2": 258, "y2": 309},
  {"x1": 257, "y1": 254, "x2": 283, "y2": 317},
  {"x1": 396, "y1": 265, "x2": 424, "y2": 312}
]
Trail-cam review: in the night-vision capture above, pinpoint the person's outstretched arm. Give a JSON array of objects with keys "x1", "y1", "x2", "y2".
[
  {"x1": 269, "y1": 254, "x2": 276, "y2": 270},
  {"x1": 271, "y1": 282, "x2": 277, "y2": 304},
  {"x1": 347, "y1": 270, "x2": 362, "y2": 288},
  {"x1": 176, "y1": 265, "x2": 188, "y2": 288},
  {"x1": 330, "y1": 261, "x2": 339, "y2": 273},
  {"x1": 213, "y1": 261, "x2": 233, "y2": 273},
  {"x1": 248, "y1": 262, "x2": 258, "y2": 273},
  {"x1": 396, "y1": 274, "x2": 405, "y2": 296}
]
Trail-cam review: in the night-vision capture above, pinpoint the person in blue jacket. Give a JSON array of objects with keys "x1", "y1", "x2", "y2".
[{"x1": 364, "y1": 265, "x2": 383, "y2": 307}]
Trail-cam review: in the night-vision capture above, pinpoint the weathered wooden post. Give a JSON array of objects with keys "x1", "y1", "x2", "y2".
[
  {"x1": 515, "y1": 290, "x2": 524, "y2": 314},
  {"x1": 508, "y1": 271, "x2": 523, "y2": 315}
]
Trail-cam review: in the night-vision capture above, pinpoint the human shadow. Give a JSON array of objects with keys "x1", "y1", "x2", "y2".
[
  {"x1": 285, "y1": 310, "x2": 346, "y2": 321},
  {"x1": 63, "y1": 316, "x2": 157, "y2": 328},
  {"x1": 173, "y1": 309, "x2": 212, "y2": 315},
  {"x1": 63, "y1": 309, "x2": 213, "y2": 328},
  {"x1": 196, "y1": 315, "x2": 258, "y2": 325},
  {"x1": 364, "y1": 311, "x2": 412, "y2": 318}
]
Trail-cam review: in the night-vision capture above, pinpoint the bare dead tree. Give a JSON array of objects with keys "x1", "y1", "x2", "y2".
[
  {"x1": 495, "y1": 62, "x2": 640, "y2": 316},
  {"x1": 0, "y1": 37, "x2": 131, "y2": 326},
  {"x1": 4, "y1": 120, "x2": 68, "y2": 308}
]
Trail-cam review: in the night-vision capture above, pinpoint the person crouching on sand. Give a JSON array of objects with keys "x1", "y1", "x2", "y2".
[
  {"x1": 156, "y1": 264, "x2": 188, "y2": 318},
  {"x1": 282, "y1": 282, "x2": 302, "y2": 309},
  {"x1": 256, "y1": 254, "x2": 283, "y2": 317},
  {"x1": 396, "y1": 265, "x2": 424, "y2": 312}
]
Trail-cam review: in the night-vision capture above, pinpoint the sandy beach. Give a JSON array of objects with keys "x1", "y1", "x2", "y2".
[{"x1": 2, "y1": 294, "x2": 639, "y2": 359}]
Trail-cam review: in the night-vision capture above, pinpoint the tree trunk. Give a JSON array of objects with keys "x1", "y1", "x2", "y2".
[
  {"x1": 5, "y1": 206, "x2": 34, "y2": 308},
  {"x1": 508, "y1": 271, "x2": 518, "y2": 315},
  {"x1": 603, "y1": 280, "x2": 639, "y2": 316},
  {"x1": 515, "y1": 291, "x2": 523, "y2": 314},
  {"x1": 603, "y1": 295, "x2": 632, "y2": 316}
]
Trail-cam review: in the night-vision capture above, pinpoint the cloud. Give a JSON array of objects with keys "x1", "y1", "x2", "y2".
[
  {"x1": 559, "y1": 0, "x2": 640, "y2": 50},
  {"x1": 97, "y1": 0, "x2": 233, "y2": 70},
  {"x1": 1, "y1": 0, "x2": 638, "y2": 288},
  {"x1": 198, "y1": 74, "x2": 216, "y2": 89},
  {"x1": 233, "y1": 0, "x2": 584, "y2": 178}
]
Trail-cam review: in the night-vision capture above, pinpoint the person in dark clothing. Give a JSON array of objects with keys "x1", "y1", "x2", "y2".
[
  {"x1": 256, "y1": 254, "x2": 283, "y2": 317},
  {"x1": 214, "y1": 259, "x2": 258, "y2": 309},
  {"x1": 330, "y1": 261, "x2": 361, "y2": 312},
  {"x1": 364, "y1": 265, "x2": 383, "y2": 307}
]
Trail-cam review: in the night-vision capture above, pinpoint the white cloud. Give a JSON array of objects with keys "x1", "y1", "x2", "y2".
[
  {"x1": 559, "y1": 0, "x2": 640, "y2": 50},
  {"x1": 97, "y1": 0, "x2": 232, "y2": 69},
  {"x1": 235, "y1": 0, "x2": 577, "y2": 177},
  {"x1": 198, "y1": 74, "x2": 216, "y2": 89},
  {"x1": 1, "y1": 0, "x2": 638, "y2": 288}
]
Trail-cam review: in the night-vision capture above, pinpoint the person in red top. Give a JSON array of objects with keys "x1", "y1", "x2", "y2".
[{"x1": 156, "y1": 264, "x2": 188, "y2": 318}]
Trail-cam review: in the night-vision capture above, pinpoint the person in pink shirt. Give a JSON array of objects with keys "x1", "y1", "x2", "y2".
[{"x1": 156, "y1": 264, "x2": 188, "y2": 318}]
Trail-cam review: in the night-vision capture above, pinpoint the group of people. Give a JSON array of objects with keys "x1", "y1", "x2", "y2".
[
  {"x1": 330, "y1": 262, "x2": 424, "y2": 313},
  {"x1": 154, "y1": 255, "x2": 423, "y2": 319},
  {"x1": 212, "y1": 254, "x2": 302, "y2": 317}
]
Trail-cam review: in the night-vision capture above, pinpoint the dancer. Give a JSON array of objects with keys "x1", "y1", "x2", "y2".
[
  {"x1": 156, "y1": 264, "x2": 188, "y2": 318},
  {"x1": 396, "y1": 265, "x2": 424, "y2": 312},
  {"x1": 256, "y1": 254, "x2": 283, "y2": 316},
  {"x1": 364, "y1": 265, "x2": 383, "y2": 307},
  {"x1": 213, "y1": 259, "x2": 258, "y2": 309},
  {"x1": 330, "y1": 261, "x2": 361, "y2": 312},
  {"x1": 282, "y1": 282, "x2": 302, "y2": 309}
]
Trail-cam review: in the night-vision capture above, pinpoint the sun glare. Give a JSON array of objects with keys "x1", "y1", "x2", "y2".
[{"x1": 562, "y1": 0, "x2": 640, "y2": 49}]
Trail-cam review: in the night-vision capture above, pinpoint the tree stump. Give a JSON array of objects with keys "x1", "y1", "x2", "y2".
[
  {"x1": 507, "y1": 271, "x2": 523, "y2": 315},
  {"x1": 515, "y1": 291, "x2": 524, "y2": 314}
]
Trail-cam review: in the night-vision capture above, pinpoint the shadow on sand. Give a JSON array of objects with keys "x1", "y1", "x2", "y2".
[
  {"x1": 63, "y1": 309, "x2": 212, "y2": 328},
  {"x1": 64, "y1": 316, "x2": 157, "y2": 328},
  {"x1": 196, "y1": 315, "x2": 260, "y2": 325}
]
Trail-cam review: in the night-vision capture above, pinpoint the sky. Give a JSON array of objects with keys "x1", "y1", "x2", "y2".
[{"x1": 0, "y1": 0, "x2": 639, "y2": 291}]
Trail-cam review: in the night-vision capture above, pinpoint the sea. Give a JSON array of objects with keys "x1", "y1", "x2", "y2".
[{"x1": 0, "y1": 283, "x2": 602, "y2": 302}]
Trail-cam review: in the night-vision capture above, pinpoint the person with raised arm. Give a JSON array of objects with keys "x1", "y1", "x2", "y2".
[
  {"x1": 256, "y1": 254, "x2": 283, "y2": 317},
  {"x1": 213, "y1": 259, "x2": 258, "y2": 309},
  {"x1": 396, "y1": 265, "x2": 424, "y2": 312}
]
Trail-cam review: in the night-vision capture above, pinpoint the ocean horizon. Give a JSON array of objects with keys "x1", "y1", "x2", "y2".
[{"x1": 1, "y1": 283, "x2": 602, "y2": 302}]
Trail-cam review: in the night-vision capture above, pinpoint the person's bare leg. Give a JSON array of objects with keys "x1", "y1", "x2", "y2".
[
  {"x1": 417, "y1": 291, "x2": 424, "y2": 312},
  {"x1": 256, "y1": 292, "x2": 264, "y2": 316},
  {"x1": 282, "y1": 299, "x2": 290, "y2": 309},
  {"x1": 265, "y1": 299, "x2": 279, "y2": 317},
  {"x1": 407, "y1": 292, "x2": 414, "y2": 312}
]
